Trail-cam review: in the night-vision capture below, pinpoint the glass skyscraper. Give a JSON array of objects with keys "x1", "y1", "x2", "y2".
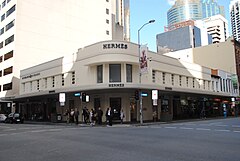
[
  {"x1": 167, "y1": 0, "x2": 225, "y2": 25},
  {"x1": 202, "y1": 0, "x2": 225, "y2": 18}
]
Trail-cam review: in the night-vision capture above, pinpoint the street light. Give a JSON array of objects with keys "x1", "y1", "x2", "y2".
[{"x1": 138, "y1": 19, "x2": 155, "y2": 125}]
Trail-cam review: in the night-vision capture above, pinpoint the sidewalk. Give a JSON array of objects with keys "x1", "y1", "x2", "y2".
[{"x1": 23, "y1": 116, "x2": 234, "y2": 127}]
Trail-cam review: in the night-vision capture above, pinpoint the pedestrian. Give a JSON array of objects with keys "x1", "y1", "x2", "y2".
[
  {"x1": 90, "y1": 109, "x2": 96, "y2": 126},
  {"x1": 82, "y1": 107, "x2": 87, "y2": 123},
  {"x1": 97, "y1": 107, "x2": 103, "y2": 125},
  {"x1": 106, "y1": 107, "x2": 113, "y2": 126},
  {"x1": 120, "y1": 109, "x2": 124, "y2": 124},
  {"x1": 65, "y1": 109, "x2": 70, "y2": 124},
  {"x1": 70, "y1": 108, "x2": 75, "y2": 124},
  {"x1": 74, "y1": 108, "x2": 79, "y2": 125}
]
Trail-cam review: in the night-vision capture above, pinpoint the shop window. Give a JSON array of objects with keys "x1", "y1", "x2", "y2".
[
  {"x1": 97, "y1": 65, "x2": 103, "y2": 83},
  {"x1": 161, "y1": 99, "x2": 169, "y2": 112},
  {"x1": 3, "y1": 82, "x2": 12, "y2": 91},
  {"x1": 3, "y1": 66, "x2": 12, "y2": 76},
  {"x1": 4, "y1": 50, "x2": 13, "y2": 60},
  {"x1": 109, "y1": 64, "x2": 121, "y2": 82},
  {"x1": 126, "y1": 64, "x2": 132, "y2": 83},
  {"x1": 5, "y1": 35, "x2": 14, "y2": 46}
]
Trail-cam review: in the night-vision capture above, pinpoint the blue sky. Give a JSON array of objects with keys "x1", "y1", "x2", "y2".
[{"x1": 130, "y1": 0, "x2": 231, "y2": 52}]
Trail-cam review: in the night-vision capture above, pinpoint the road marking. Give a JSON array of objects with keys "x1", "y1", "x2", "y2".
[
  {"x1": 232, "y1": 125, "x2": 240, "y2": 128},
  {"x1": 0, "y1": 134, "x2": 7, "y2": 136},
  {"x1": 233, "y1": 131, "x2": 240, "y2": 133},
  {"x1": 215, "y1": 125, "x2": 228, "y2": 127},
  {"x1": 3, "y1": 129, "x2": 17, "y2": 131},
  {"x1": 214, "y1": 129, "x2": 230, "y2": 132},
  {"x1": 180, "y1": 127, "x2": 194, "y2": 130},
  {"x1": 48, "y1": 129, "x2": 62, "y2": 132},
  {"x1": 164, "y1": 127, "x2": 177, "y2": 129},
  {"x1": 196, "y1": 128, "x2": 211, "y2": 131},
  {"x1": 31, "y1": 129, "x2": 48, "y2": 133}
]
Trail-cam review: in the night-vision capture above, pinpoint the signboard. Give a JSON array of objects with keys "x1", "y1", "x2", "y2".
[
  {"x1": 153, "y1": 99, "x2": 158, "y2": 106},
  {"x1": 59, "y1": 93, "x2": 65, "y2": 103},
  {"x1": 231, "y1": 74, "x2": 238, "y2": 89},
  {"x1": 74, "y1": 93, "x2": 81, "y2": 97},
  {"x1": 141, "y1": 92, "x2": 148, "y2": 97},
  {"x1": 86, "y1": 95, "x2": 89, "y2": 102},
  {"x1": 152, "y1": 90, "x2": 158, "y2": 100}
]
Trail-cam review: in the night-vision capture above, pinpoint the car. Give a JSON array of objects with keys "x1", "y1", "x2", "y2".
[
  {"x1": 0, "y1": 114, "x2": 7, "y2": 122},
  {"x1": 5, "y1": 113, "x2": 24, "y2": 124}
]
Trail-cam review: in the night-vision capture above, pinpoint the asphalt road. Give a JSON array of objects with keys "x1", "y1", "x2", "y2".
[{"x1": 0, "y1": 118, "x2": 239, "y2": 161}]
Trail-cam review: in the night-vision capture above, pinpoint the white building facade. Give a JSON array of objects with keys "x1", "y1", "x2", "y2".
[
  {"x1": 200, "y1": 14, "x2": 229, "y2": 43},
  {"x1": 17, "y1": 41, "x2": 238, "y2": 123},
  {"x1": 0, "y1": 0, "x2": 130, "y2": 101}
]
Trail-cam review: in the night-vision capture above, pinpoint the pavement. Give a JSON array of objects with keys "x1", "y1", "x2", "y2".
[{"x1": 23, "y1": 116, "x2": 235, "y2": 127}]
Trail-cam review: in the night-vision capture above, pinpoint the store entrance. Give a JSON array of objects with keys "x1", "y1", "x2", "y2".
[{"x1": 110, "y1": 98, "x2": 121, "y2": 121}]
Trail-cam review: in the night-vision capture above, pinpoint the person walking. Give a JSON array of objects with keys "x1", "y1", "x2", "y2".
[
  {"x1": 74, "y1": 108, "x2": 79, "y2": 125},
  {"x1": 90, "y1": 109, "x2": 96, "y2": 126},
  {"x1": 70, "y1": 109, "x2": 75, "y2": 124},
  {"x1": 65, "y1": 109, "x2": 70, "y2": 124},
  {"x1": 106, "y1": 107, "x2": 113, "y2": 126},
  {"x1": 97, "y1": 107, "x2": 103, "y2": 125},
  {"x1": 82, "y1": 107, "x2": 87, "y2": 123},
  {"x1": 120, "y1": 109, "x2": 124, "y2": 124}
]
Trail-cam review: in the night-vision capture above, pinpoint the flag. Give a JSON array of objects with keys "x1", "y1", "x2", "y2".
[{"x1": 140, "y1": 45, "x2": 148, "y2": 73}]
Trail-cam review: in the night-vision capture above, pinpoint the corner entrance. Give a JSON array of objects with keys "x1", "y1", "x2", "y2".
[{"x1": 110, "y1": 98, "x2": 121, "y2": 121}]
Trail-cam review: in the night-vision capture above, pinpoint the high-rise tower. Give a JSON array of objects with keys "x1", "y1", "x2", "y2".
[
  {"x1": 230, "y1": 0, "x2": 240, "y2": 42},
  {"x1": 167, "y1": 0, "x2": 225, "y2": 25}
]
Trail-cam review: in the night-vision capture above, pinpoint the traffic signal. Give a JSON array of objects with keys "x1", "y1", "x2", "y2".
[
  {"x1": 135, "y1": 90, "x2": 139, "y2": 100},
  {"x1": 82, "y1": 92, "x2": 86, "y2": 102}
]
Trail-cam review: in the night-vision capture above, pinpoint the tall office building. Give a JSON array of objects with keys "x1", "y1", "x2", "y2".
[
  {"x1": 0, "y1": 0, "x2": 130, "y2": 99},
  {"x1": 167, "y1": 0, "x2": 202, "y2": 25},
  {"x1": 230, "y1": 0, "x2": 240, "y2": 42},
  {"x1": 167, "y1": 0, "x2": 225, "y2": 25},
  {"x1": 157, "y1": 20, "x2": 212, "y2": 52}
]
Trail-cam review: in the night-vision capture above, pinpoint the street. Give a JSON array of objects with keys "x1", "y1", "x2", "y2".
[{"x1": 0, "y1": 118, "x2": 239, "y2": 161}]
